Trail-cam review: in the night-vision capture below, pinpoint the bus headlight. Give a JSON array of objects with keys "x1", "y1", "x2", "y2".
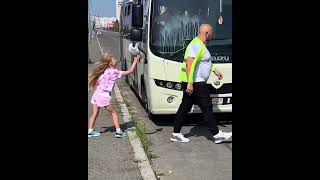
[
  {"x1": 166, "y1": 82, "x2": 173, "y2": 89},
  {"x1": 154, "y1": 79, "x2": 183, "y2": 91},
  {"x1": 174, "y1": 83, "x2": 182, "y2": 90}
]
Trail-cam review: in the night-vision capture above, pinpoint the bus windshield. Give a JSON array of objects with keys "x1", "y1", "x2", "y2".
[{"x1": 150, "y1": 0, "x2": 232, "y2": 62}]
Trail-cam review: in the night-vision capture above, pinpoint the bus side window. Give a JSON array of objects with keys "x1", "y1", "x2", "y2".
[{"x1": 128, "y1": 5, "x2": 131, "y2": 16}]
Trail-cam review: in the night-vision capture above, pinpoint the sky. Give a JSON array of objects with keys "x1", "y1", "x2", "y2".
[{"x1": 89, "y1": 0, "x2": 116, "y2": 17}]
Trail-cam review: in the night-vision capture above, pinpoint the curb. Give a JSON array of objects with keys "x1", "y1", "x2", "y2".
[
  {"x1": 114, "y1": 85, "x2": 157, "y2": 180},
  {"x1": 96, "y1": 37, "x2": 157, "y2": 180}
]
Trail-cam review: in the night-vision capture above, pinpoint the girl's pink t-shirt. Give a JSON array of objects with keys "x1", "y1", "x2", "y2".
[{"x1": 96, "y1": 68, "x2": 123, "y2": 92}]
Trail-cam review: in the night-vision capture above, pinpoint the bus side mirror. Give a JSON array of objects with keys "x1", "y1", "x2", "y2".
[
  {"x1": 130, "y1": 28, "x2": 142, "y2": 42},
  {"x1": 132, "y1": 4, "x2": 143, "y2": 28}
]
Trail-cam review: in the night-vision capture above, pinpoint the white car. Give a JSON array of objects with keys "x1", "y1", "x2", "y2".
[{"x1": 97, "y1": 31, "x2": 101, "y2": 35}]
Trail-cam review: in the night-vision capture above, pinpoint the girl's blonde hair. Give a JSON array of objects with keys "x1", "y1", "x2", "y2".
[{"x1": 88, "y1": 53, "x2": 114, "y2": 91}]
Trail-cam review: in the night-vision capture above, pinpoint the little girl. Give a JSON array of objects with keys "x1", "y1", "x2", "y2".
[{"x1": 88, "y1": 52, "x2": 141, "y2": 138}]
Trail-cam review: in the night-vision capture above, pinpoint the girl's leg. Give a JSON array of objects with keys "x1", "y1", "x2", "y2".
[
  {"x1": 105, "y1": 105, "x2": 120, "y2": 129},
  {"x1": 88, "y1": 104, "x2": 100, "y2": 129}
]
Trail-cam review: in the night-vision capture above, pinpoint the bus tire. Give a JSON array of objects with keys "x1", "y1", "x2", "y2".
[{"x1": 141, "y1": 80, "x2": 154, "y2": 120}]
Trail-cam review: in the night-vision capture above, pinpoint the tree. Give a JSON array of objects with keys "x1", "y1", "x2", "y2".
[{"x1": 113, "y1": 20, "x2": 120, "y2": 32}]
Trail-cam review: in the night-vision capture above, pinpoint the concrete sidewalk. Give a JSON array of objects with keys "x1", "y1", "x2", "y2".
[{"x1": 88, "y1": 38, "x2": 143, "y2": 180}]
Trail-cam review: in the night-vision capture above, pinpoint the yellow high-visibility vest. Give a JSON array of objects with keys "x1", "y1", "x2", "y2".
[{"x1": 179, "y1": 37, "x2": 216, "y2": 83}]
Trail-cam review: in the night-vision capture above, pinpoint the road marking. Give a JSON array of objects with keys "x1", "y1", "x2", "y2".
[
  {"x1": 96, "y1": 37, "x2": 104, "y2": 55},
  {"x1": 95, "y1": 37, "x2": 157, "y2": 180}
]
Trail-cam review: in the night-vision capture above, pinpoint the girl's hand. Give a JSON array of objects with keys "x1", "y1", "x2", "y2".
[
  {"x1": 122, "y1": 54, "x2": 141, "y2": 76},
  {"x1": 133, "y1": 54, "x2": 141, "y2": 62}
]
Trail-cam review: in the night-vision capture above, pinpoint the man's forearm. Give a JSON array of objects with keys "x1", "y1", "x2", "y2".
[
  {"x1": 186, "y1": 58, "x2": 194, "y2": 84},
  {"x1": 186, "y1": 66, "x2": 191, "y2": 84},
  {"x1": 129, "y1": 61, "x2": 138, "y2": 73}
]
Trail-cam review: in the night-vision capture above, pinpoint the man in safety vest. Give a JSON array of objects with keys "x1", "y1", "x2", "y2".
[{"x1": 170, "y1": 24, "x2": 232, "y2": 144}]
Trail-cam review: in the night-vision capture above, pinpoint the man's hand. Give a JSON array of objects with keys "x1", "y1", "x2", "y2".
[
  {"x1": 186, "y1": 83, "x2": 193, "y2": 95},
  {"x1": 214, "y1": 69, "x2": 223, "y2": 80}
]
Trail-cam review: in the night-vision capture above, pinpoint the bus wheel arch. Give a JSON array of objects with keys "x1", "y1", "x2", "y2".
[
  {"x1": 140, "y1": 75, "x2": 155, "y2": 120},
  {"x1": 140, "y1": 75, "x2": 147, "y2": 107}
]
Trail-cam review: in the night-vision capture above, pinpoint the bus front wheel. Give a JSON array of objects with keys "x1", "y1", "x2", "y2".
[{"x1": 141, "y1": 81, "x2": 154, "y2": 120}]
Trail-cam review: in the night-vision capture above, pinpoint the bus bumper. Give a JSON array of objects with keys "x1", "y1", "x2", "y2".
[{"x1": 147, "y1": 78, "x2": 232, "y2": 115}]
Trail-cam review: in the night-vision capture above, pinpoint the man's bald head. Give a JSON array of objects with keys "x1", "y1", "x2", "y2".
[
  {"x1": 199, "y1": 24, "x2": 213, "y2": 34},
  {"x1": 198, "y1": 24, "x2": 214, "y2": 43}
]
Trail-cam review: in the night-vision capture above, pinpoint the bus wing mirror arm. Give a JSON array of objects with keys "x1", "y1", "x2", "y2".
[{"x1": 140, "y1": 49, "x2": 147, "y2": 64}]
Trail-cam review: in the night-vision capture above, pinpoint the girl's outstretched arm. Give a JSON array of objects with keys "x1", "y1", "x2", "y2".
[{"x1": 122, "y1": 54, "x2": 141, "y2": 76}]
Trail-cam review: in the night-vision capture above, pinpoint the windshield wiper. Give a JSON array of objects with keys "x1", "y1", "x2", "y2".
[
  {"x1": 169, "y1": 46, "x2": 187, "y2": 58},
  {"x1": 168, "y1": 38, "x2": 231, "y2": 58},
  {"x1": 214, "y1": 38, "x2": 232, "y2": 40}
]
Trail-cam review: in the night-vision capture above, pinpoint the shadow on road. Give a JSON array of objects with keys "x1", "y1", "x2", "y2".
[
  {"x1": 145, "y1": 128, "x2": 164, "y2": 135},
  {"x1": 149, "y1": 113, "x2": 232, "y2": 143},
  {"x1": 100, "y1": 121, "x2": 135, "y2": 133},
  {"x1": 150, "y1": 113, "x2": 232, "y2": 127},
  {"x1": 184, "y1": 125, "x2": 232, "y2": 144}
]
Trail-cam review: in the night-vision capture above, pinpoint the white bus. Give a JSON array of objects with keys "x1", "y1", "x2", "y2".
[{"x1": 120, "y1": 0, "x2": 232, "y2": 118}]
